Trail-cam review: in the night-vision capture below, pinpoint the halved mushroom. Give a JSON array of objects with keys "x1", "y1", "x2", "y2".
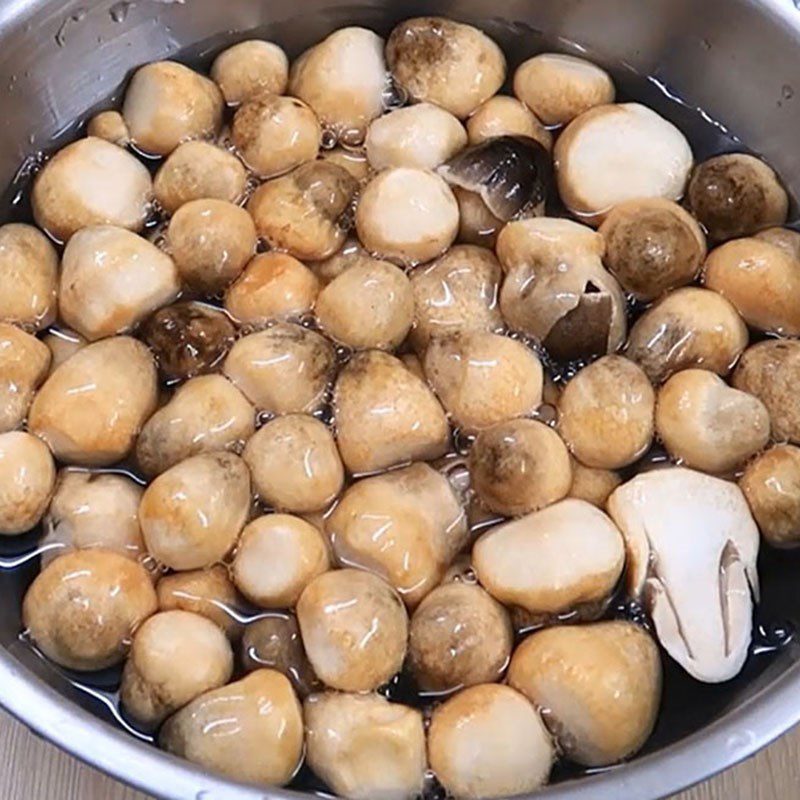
[
  {"x1": 554, "y1": 103, "x2": 693, "y2": 224},
  {"x1": 211, "y1": 39, "x2": 289, "y2": 105},
  {"x1": 0, "y1": 431, "x2": 55, "y2": 535},
  {"x1": 607, "y1": 467, "x2": 759, "y2": 682},
  {"x1": 0, "y1": 322, "x2": 50, "y2": 433},
  {"x1": 466, "y1": 96, "x2": 552, "y2": 150},
  {"x1": 86, "y1": 110, "x2": 130, "y2": 147},
  {"x1": 327, "y1": 462, "x2": 468, "y2": 606}
]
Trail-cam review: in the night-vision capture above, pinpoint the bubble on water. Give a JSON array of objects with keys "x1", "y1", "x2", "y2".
[
  {"x1": 320, "y1": 129, "x2": 338, "y2": 150},
  {"x1": 453, "y1": 428, "x2": 475, "y2": 455},
  {"x1": 381, "y1": 78, "x2": 408, "y2": 111}
]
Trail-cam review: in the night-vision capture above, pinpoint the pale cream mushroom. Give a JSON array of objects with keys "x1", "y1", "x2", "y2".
[
  {"x1": 121, "y1": 610, "x2": 234, "y2": 729},
  {"x1": 386, "y1": 18, "x2": 506, "y2": 119},
  {"x1": 568, "y1": 458, "x2": 622, "y2": 508},
  {"x1": 319, "y1": 147, "x2": 372, "y2": 181},
  {"x1": 248, "y1": 161, "x2": 358, "y2": 261},
  {"x1": 554, "y1": 103, "x2": 693, "y2": 224},
  {"x1": 139, "y1": 452, "x2": 251, "y2": 570},
  {"x1": 42, "y1": 328, "x2": 86, "y2": 374},
  {"x1": 154, "y1": 141, "x2": 248, "y2": 214},
  {"x1": 424, "y1": 331, "x2": 544, "y2": 433},
  {"x1": 626, "y1": 287, "x2": 748, "y2": 384},
  {"x1": 296, "y1": 568, "x2": 408, "y2": 691},
  {"x1": 304, "y1": 692, "x2": 427, "y2": 800},
  {"x1": 687, "y1": 153, "x2": 788, "y2": 243},
  {"x1": 86, "y1": 110, "x2": 130, "y2": 147},
  {"x1": 428, "y1": 684, "x2": 553, "y2": 799},
  {"x1": 122, "y1": 61, "x2": 224, "y2": 156},
  {"x1": 32, "y1": 137, "x2": 152, "y2": 242},
  {"x1": 333, "y1": 350, "x2": 449, "y2": 474},
  {"x1": 513, "y1": 53, "x2": 615, "y2": 126},
  {"x1": 211, "y1": 40, "x2": 289, "y2": 105},
  {"x1": 315, "y1": 256, "x2": 414, "y2": 349},
  {"x1": 0, "y1": 431, "x2": 55, "y2": 535},
  {"x1": 225, "y1": 253, "x2": 320, "y2": 326},
  {"x1": 308, "y1": 237, "x2": 368, "y2": 285},
  {"x1": 327, "y1": 463, "x2": 468, "y2": 606},
  {"x1": 466, "y1": 95, "x2": 552, "y2": 149},
  {"x1": 740, "y1": 445, "x2": 800, "y2": 547},
  {"x1": 473, "y1": 498, "x2": 624, "y2": 618},
  {"x1": 136, "y1": 374, "x2": 255, "y2": 477},
  {"x1": 0, "y1": 223, "x2": 59, "y2": 330},
  {"x1": 159, "y1": 669, "x2": 304, "y2": 786},
  {"x1": 243, "y1": 415, "x2": 343, "y2": 513},
  {"x1": 28, "y1": 336, "x2": 157, "y2": 466},
  {"x1": 508, "y1": 621, "x2": 661, "y2": 766},
  {"x1": 22, "y1": 549, "x2": 157, "y2": 671},
  {"x1": 469, "y1": 418, "x2": 572, "y2": 516},
  {"x1": 223, "y1": 323, "x2": 335, "y2": 415},
  {"x1": 289, "y1": 27, "x2": 387, "y2": 144},
  {"x1": 756, "y1": 226, "x2": 800, "y2": 260},
  {"x1": 0, "y1": 323, "x2": 50, "y2": 433},
  {"x1": 558, "y1": 355, "x2": 655, "y2": 470},
  {"x1": 355, "y1": 167, "x2": 459, "y2": 266},
  {"x1": 60, "y1": 225, "x2": 180, "y2": 341},
  {"x1": 607, "y1": 467, "x2": 759, "y2": 682},
  {"x1": 365, "y1": 103, "x2": 467, "y2": 170},
  {"x1": 167, "y1": 198, "x2": 257, "y2": 295}
]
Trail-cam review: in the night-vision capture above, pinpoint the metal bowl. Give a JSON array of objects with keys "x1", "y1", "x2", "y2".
[{"x1": 2, "y1": 1, "x2": 800, "y2": 798}]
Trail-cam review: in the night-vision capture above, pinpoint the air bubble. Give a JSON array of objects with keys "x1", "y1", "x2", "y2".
[{"x1": 320, "y1": 129, "x2": 338, "y2": 150}]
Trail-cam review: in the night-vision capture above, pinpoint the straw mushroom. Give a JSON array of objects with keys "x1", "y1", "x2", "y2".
[
  {"x1": 0, "y1": 323, "x2": 50, "y2": 433},
  {"x1": 42, "y1": 328, "x2": 86, "y2": 374},
  {"x1": 319, "y1": 147, "x2": 372, "y2": 181},
  {"x1": 568, "y1": 459, "x2": 622, "y2": 508},
  {"x1": 0, "y1": 431, "x2": 55, "y2": 535},
  {"x1": 755, "y1": 226, "x2": 800, "y2": 260},
  {"x1": 452, "y1": 186, "x2": 504, "y2": 248},
  {"x1": 466, "y1": 96, "x2": 552, "y2": 150},
  {"x1": 86, "y1": 110, "x2": 130, "y2": 147},
  {"x1": 211, "y1": 40, "x2": 289, "y2": 105}
]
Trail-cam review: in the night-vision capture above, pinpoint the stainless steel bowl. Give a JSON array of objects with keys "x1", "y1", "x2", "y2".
[{"x1": 3, "y1": 1, "x2": 800, "y2": 798}]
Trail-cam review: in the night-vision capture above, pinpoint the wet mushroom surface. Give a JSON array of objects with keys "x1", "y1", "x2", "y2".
[{"x1": 2, "y1": 14, "x2": 800, "y2": 800}]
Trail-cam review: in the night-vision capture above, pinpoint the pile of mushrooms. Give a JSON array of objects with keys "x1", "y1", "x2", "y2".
[{"x1": 1, "y1": 14, "x2": 797, "y2": 800}]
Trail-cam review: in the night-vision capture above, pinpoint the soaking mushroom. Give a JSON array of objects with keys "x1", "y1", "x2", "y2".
[
  {"x1": 289, "y1": 27, "x2": 386, "y2": 144},
  {"x1": 320, "y1": 147, "x2": 372, "y2": 181},
  {"x1": 703, "y1": 235, "x2": 800, "y2": 335},
  {"x1": 86, "y1": 110, "x2": 130, "y2": 147},
  {"x1": 327, "y1": 462, "x2": 468, "y2": 606},
  {"x1": 0, "y1": 431, "x2": 55, "y2": 535},
  {"x1": 558, "y1": 355, "x2": 655, "y2": 470},
  {"x1": 243, "y1": 415, "x2": 343, "y2": 513},
  {"x1": 625, "y1": 286, "x2": 748, "y2": 383},
  {"x1": 554, "y1": 103, "x2": 693, "y2": 224},
  {"x1": 607, "y1": 467, "x2": 759, "y2": 682},
  {"x1": 59, "y1": 225, "x2": 180, "y2": 341},
  {"x1": 424, "y1": 331, "x2": 544, "y2": 433},
  {"x1": 656, "y1": 369, "x2": 770, "y2": 473},
  {"x1": 153, "y1": 141, "x2": 248, "y2": 214},
  {"x1": 473, "y1": 498, "x2": 625, "y2": 620},
  {"x1": 756, "y1": 226, "x2": 800, "y2": 260},
  {"x1": 0, "y1": 223, "x2": 59, "y2": 330},
  {"x1": 386, "y1": 18, "x2": 506, "y2": 119},
  {"x1": 513, "y1": 53, "x2": 615, "y2": 126},
  {"x1": 136, "y1": 374, "x2": 255, "y2": 477},
  {"x1": 139, "y1": 452, "x2": 251, "y2": 571},
  {"x1": 41, "y1": 470, "x2": 144, "y2": 565},
  {"x1": 296, "y1": 568, "x2": 408, "y2": 691},
  {"x1": 140, "y1": 301, "x2": 236, "y2": 384},
  {"x1": 248, "y1": 161, "x2": 358, "y2": 261},
  {"x1": 599, "y1": 198, "x2": 707, "y2": 301},
  {"x1": 122, "y1": 61, "x2": 224, "y2": 156},
  {"x1": 28, "y1": 336, "x2": 157, "y2": 466},
  {"x1": 466, "y1": 96, "x2": 552, "y2": 150},
  {"x1": 497, "y1": 218, "x2": 627, "y2": 360},
  {"x1": 159, "y1": 669, "x2": 303, "y2": 786},
  {"x1": 0, "y1": 323, "x2": 50, "y2": 432},
  {"x1": 211, "y1": 40, "x2": 289, "y2": 105},
  {"x1": 428, "y1": 684, "x2": 553, "y2": 800},
  {"x1": 507, "y1": 621, "x2": 661, "y2": 766},
  {"x1": 241, "y1": 613, "x2": 320, "y2": 696},
  {"x1": 365, "y1": 103, "x2": 467, "y2": 170},
  {"x1": 409, "y1": 244, "x2": 503, "y2": 350},
  {"x1": 687, "y1": 153, "x2": 788, "y2": 243},
  {"x1": 333, "y1": 350, "x2": 449, "y2": 474},
  {"x1": 355, "y1": 167, "x2": 459, "y2": 266},
  {"x1": 121, "y1": 610, "x2": 234, "y2": 730},
  {"x1": 408, "y1": 581, "x2": 512, "y2": 692},
  {"x1": 452, "y1": 186, "x2": 504, "y2": 248},
  {"x1": 568, "y1": 459, "x2": 622, "y2": 508},
  {"x1": 166, "y1": 198, "x2": 257, "y2": 295},
  {"x1": 305, "y1": 692, "x2": 427, "y2": 800},
  {"x1": 469, "y1": 418, "x2": 572, "y2": 516},
  {"x1": 22, "y1": 549, "x2": 157, "y2": 671},
  {"x1": 740, "y1": 445, "x2": 800, "y2": 547},
  {"x1": 32, "y1": 137, "x2": 152, "y2": 242},
  {"x1": 315, "y1": 256, "x2": 414, "y2": 349},
  {"x1": 42, "y1": 328, "x2": 86, "y2": 374},
  {"x1": 225, "y1": 253, "x2": 320, "y2": 326},
  {"x1": 223, "y1": 323, "x2": 335, "y2": 415},
  {"x1": 732, "y1": 340, "x2": 800, "y2": 443}
]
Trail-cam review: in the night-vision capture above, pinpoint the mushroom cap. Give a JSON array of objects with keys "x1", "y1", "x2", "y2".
[
  {"x1": 86, "y1": 110, "x2": 130, "y2": 146},
  {"x1": 210, "y1": 39, "x2": 289, "y2": 105},
  {"x1": 42, "y1": 328, "x2": 86, "y2": 374},
  {"x1": 0, "y1": 322, "x2": 51, "y2": 433},
  {"x1": 319, "y1": 147, "x2": 372, "y2": 181},
  {"x1": 452, "y1": 186, "x2": 504, "y2": 248},
  {"x1": 0, "y1": 431, "x2": 55, "y2": 535},
  {"x1": 755, "y1": 226, "x2": 800, "y2": 261},
  {"x1": 466, "y1": 95, "x2": 552, "y2": 150},
  {"x1": 607, "y1": 466, "x2": 759, "y2": 682},
  {"x1": 554, "y1": 103, "x2": 693, "y2": 224},
  {"x1": 567, "y1": 458, "x2": 622, "y2": 508}
]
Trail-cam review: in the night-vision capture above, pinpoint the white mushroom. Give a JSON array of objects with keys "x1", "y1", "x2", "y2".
[
  {"x1": 0, "y1": 323, "x2": 51, "y2": 433},
  {"x1": 0, "y1": 431, "x2": 55, "y2": 535},
  {"x1": 607, "y1": 467, "x2": 759, "y2": 682},
  {"x1": 466, "y1": 95, "x2": 552, "y2": 150},
  {"x1": 86, "y1": 110, "x2": 130, "y2": 147},
  {"x1": 211, "y1": 40, "x2": 289, "y2": 105}
]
